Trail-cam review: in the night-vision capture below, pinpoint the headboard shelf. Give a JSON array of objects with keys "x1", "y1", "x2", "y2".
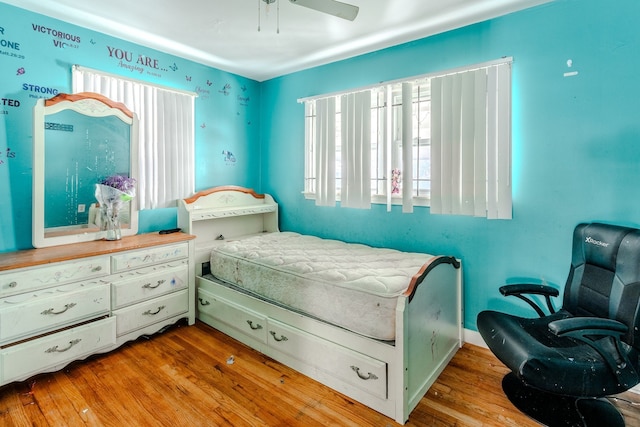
[
  {"x1": 189, "y1": 204, "x2": 277, "y2": 221},
  {"x1": 177, "y1": 186, "x2": 279, "y2": 275}
]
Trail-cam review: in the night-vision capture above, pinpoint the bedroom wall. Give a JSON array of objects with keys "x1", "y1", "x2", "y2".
[
  {"x1": 2, "y1": 0, "x2": 639, "y2": 334},
  {"x1": 0, "y1": 2, "x2": 261, "y2": 252},
  {"x1": 259, "y1": 0, "x2": 640, "y2": 331}
]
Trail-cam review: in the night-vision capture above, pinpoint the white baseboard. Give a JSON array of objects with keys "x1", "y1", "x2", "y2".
[
  {"x1": 463, "y1": 328, "x2": 640, "y2": 394},
  {"x1": 463, "y1": 328, "x2": 487, "y2": 348}
]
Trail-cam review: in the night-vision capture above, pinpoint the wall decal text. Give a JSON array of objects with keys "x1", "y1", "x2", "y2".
[
  {"x1": 0, "y1": 148, "x2": 16, "y2": 166},
  {"x1": 32, "y1": 23, "x2": 81, "y2": 49},
  {"x1": 0, "y1": 25, "x2": 25, "y2": 59},
  {"x1": 22, "y1": 83, "x2": 59, "y2": 98},
  {"x1": 107, "y1": 45, "x2": 168, "y2": 77}
]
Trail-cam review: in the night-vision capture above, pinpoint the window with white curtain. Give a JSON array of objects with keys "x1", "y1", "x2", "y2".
[
  {"x1": 302, "y1": 58, "x2": 512, "y2": 219},
  {"x1": 72, "y1": 65, "x2": 196, "y2": 210}
]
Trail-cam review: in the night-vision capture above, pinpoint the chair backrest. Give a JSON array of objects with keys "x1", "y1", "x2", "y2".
[{"x1": 564, "y1": 223, "x2": 640, "y2": 349}]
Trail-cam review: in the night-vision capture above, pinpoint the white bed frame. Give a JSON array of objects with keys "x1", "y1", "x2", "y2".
[{"x1": 178, "y1": 186, "x2": 463, "y2": 424}]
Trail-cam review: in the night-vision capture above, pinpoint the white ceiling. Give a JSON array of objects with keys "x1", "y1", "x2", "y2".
[{"x1": 3, "y1": 0, "x2": 552, "y2": 81}]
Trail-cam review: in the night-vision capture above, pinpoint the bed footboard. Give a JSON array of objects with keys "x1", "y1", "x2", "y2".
[{"x1": 394, "y1": 256, "x2": 463, "y2": 422}]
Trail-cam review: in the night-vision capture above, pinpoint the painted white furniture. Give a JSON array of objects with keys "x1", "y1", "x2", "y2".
[
  {"x1": 178, "y1": 186, "x2": 463, "y2": 424},
  {"x1": 177, "y1": 186, "x2": 278, "y2": 276},
  {"x1": 0, "y1": 232, "x2": 195, "y2": 386}
]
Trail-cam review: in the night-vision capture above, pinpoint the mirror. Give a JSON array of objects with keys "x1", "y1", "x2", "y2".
[{"x1": 32, "y1": 92, "x2": 139, "y2": 248}]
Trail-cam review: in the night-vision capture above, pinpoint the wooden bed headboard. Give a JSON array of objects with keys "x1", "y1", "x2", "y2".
[{"x1": 177, "y1": 186, "x2": 279, "y2": 275}]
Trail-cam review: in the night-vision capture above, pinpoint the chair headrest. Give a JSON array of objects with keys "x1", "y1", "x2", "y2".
[{"x1": 573, "y1": 223, "x2": 633, "y2": 270}]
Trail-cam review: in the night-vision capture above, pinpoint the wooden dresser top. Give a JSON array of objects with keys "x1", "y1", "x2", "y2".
[{"x1": 0, "y1": 233, "x2": 195, "y2": 271}]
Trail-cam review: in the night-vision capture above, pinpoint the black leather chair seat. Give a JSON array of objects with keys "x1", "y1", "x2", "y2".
[{"x1": 478, "y1": 308, "x2": 638, "y2": 397}]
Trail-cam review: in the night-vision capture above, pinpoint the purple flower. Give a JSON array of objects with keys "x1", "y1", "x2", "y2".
[{"x1": 100, "y1": 175, "x2": 136, "y2": 194}]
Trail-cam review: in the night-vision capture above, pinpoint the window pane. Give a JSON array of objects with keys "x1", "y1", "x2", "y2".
[
  {"x1": 413, "y1": 82, "x2": 431, "y2": 195},
  {"x1": 371, "y1": 90, "x2": 386, "y2": 196}
]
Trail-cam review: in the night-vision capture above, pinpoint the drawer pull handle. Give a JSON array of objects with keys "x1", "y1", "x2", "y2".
[
  {"x1": 45, "y1": 339, "x2": 82, "y2": 353},
  {"x1": 41, "y1": 303, "x2": 77, "y2": 315},
  {"x1": 92, "y1": 266, "x2": 102, "y2": 272},
  {"x1": 198, "y1": 298, "x2": 211, "y2": 306},
  {"x1": 143, "y1": 305, "x2": 166, "y2": 316},
  {"x1": 246, "y1": 320, "x2": 263, "y2": 330},
  {"x1": 269, "y1": 331, "x2": 288, "y2": 342},
  {"x1": 8, "y1": 281, "x2": 17, "y2": 288},
  {"x1": 142, "y1": 279, "x2": 165, "y2": 289},
  {"x1": 350, "y1": 366, "x2": 378, "y2": 381}
]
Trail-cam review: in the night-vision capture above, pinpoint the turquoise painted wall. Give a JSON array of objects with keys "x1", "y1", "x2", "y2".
[
  {"x1": 0, "y1": 2, "x2": 261, "y2": 252},
  {"x1": 260, "y1": 0, "x2": 640, "y2": 331},
  {"x1": 2, "y1": 0, "x2": 640, "y2": 333}
]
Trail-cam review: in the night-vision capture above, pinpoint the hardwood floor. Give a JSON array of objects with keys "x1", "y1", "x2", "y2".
[{"x1": 0, "y1": 320, "x2": 638, "y2": 426}]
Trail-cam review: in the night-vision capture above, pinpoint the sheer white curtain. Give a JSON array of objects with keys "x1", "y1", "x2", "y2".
[
  {"x1": 314, "y1": 97, "x2": 336, "y2": 206},
  {"x1": 340, "y1": 91, "x2": 371, "y2": 209},
  {"x1": 430, "y1": 62, "x2": 512, "y2": 219},
  {"x1": 72, "y1": 66, "x2": 195, "y2": 209}
]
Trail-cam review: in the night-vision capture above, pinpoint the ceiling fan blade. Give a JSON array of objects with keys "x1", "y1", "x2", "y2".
[{"x1": 289, "y1": 0, "x2": 359, "y2": 21}]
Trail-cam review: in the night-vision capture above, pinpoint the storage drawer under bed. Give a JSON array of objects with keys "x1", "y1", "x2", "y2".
[
  {"x1": 197, "y1": 288, "x2": 268, "y2": 344},
  {"x1": 197, "y1": 286, "x2": 388, "y2": 400},
  {"x1": 267, "y1": 318, "x2": 388, "y2": 399}
]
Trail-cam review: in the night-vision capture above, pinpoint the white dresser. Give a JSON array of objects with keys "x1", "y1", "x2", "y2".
[{"x1": 0, "y1": 232, "x2": 195, "y2": 386}]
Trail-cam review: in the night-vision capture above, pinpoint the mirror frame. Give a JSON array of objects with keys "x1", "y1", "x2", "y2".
[{"x1": 32, "y1": 92, "x2": 139, "y2": 248}]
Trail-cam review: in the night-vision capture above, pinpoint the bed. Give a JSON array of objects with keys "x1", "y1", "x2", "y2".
[{"x1": 177, "y1": 186, "x2": 463, "y2": 424}]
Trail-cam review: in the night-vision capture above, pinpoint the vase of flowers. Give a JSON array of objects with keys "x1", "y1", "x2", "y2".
[{"x1": 95, "y1": 175, "x2": 136, "y2": 241}]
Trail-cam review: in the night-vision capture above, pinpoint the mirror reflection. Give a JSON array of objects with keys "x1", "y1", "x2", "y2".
[{"x1": 43, "y1": 110, "x2": 131, "y2": 234}]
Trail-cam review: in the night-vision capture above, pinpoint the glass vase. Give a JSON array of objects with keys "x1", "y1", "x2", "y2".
[
  {"x1": 95, "y1": 183, "x2": 129, "y2": 241},
  {"x1": 101, "y1": 205, "x2": 122, "y2": 241}
]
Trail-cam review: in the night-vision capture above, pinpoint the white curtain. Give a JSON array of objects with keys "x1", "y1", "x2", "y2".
[
  {"x1": 430, "y1": 63, "x2": 512, "y2": 219},
  {"x1": 72, "y1": 66, "x2": 195, "y2": 209},
  {"x1": 340, "y1": 91, "x2": 371, "y2": 209},
  {"x1": 314, "y1": 97, "x2": 336, "y2": 206},
  {"x1": 401, "y1": 82, "x2": 414, "y2": 213}
]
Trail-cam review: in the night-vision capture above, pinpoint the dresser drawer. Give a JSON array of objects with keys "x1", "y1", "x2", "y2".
[
  {"x1": 0, "y1": 281, "x2": 110, "y2": 344},
  {"x1": 0, "y1": 256, "x2": 109, "y2": 297},
  {"x1": 112, "y1": 289, "x2": 188, "y2": 336},
  {"x1": 267, "y1": 319, "x2": 388, "y2": 399},
  {"x1": 197, "y1": 288, "x2": 268, "y2": 344},
  {"x1": 111, "y1": 243, "x2": 189, "y2": 273},
  {"x1": 1, "y1": 317, "x2": 116, "y2": 384},
  {"x1": 111, "y1": 261, "x2": 189, "y2": 309}
]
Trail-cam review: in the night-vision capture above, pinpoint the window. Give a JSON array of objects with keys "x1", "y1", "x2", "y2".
[
  {"x1": 72, "y1": 66, "x2": 196, "y2": 210},
  {"x1": 302, "y1": 58, "x2": 512, "y2": 219},
  {"x1": 304, "y1": 82, "x2": 430, "y2": 210}
]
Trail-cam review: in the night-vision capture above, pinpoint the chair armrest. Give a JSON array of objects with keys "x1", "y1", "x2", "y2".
[
  {"x1": 549, "y1": 317, "x2": 637, "y2": 386},
  {"x1": 499, "y1": 283, "x2": 559, "y2": 317},
  {"x1": 548, "y1": 317, "x2": 628, "y2": 336},
  {"x1": 499, "y1": 284, "x2": 559, "y2": 297}
]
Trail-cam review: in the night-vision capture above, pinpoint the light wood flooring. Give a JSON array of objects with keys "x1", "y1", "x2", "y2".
[{"x1": 1, "y1": 320, "x2": 638, "y2": 426}]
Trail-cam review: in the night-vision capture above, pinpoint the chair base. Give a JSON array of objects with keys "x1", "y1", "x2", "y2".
[{"x1": 502, "y1": 372, "x2": 625, "y2": 427}]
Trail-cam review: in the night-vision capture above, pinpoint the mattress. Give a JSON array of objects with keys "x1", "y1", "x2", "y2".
[{"x1": 209, "y1": 232, "x2": 434, "y2": 340}]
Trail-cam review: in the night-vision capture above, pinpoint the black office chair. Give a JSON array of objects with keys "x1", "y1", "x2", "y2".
[{"x1": 477, "y1": 223, "x2": 640, "y2": 426}]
